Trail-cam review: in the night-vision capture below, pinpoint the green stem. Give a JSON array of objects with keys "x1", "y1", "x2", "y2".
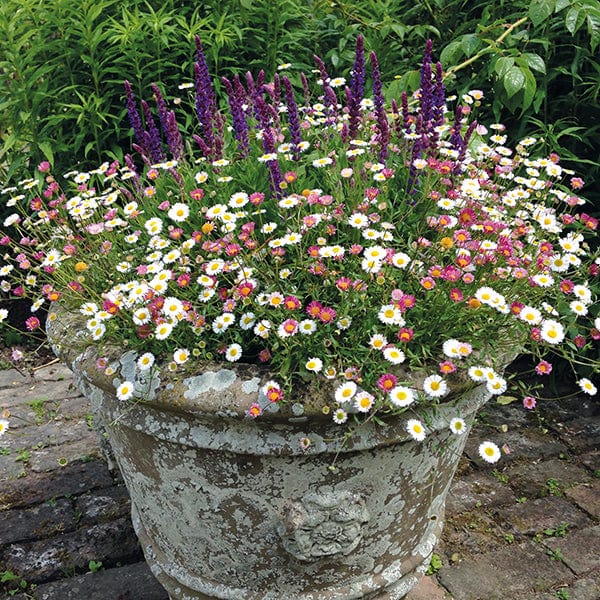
[{"x1": 444, "y1": 16, "x2": 529, "y2": 79}]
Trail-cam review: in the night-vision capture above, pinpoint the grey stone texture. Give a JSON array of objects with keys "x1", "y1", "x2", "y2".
[{"x1": 1, "y1": 363, "x2": 598, "y2": 600}]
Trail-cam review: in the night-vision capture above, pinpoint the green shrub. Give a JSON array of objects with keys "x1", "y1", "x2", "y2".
[{"x1": 0, "y1": 0, "x2": 598, "y2": 208}]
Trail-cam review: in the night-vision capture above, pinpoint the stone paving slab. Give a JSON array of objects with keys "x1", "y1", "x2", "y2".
[
  {"x1": 445, "y1": 472, "x2": 516, "y2": 515},
  {"x1": 0, "y1": 368, "x2": 31, "y2": 389},
  {"x1": 9, "y1": 562, "x2": 169, "y2": 600},
  {"x1": 504, "y1": 456, "x2": 591, "y2": 498},
  {"x1": 554, "y1": 417, "x2": 600, "y2": 452},
  {"x1": 1, "y1": 516, "x2": 143, "y2": 584},
  {"x1": 436, "y1": 540, "x2": 574, "y2": 600},
  {"x1": 405, "y1": 575, "x2": 450, "y2": 600},
  {"x1": 496, "y1": 495, "x2": 593, "y2": 536},
  {"x1": 0, "y1": 498, "x2": 76, "y2": 546},
  {"x1": 542, "y1": 524, "x2": 600, "y2": 575},
  {"x1": 0, "y1": 461, "x2": 114, "y2": 509},
  {"x1": 75, "y1": 485, "x2": 131, "y2": 527},
  {"x1": 565, "y1": 479, "x2": 600, "y2": 519}
]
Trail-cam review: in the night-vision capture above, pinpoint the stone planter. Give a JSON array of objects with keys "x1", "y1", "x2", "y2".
[{"x1": 47, "y1": 305, "x2": 493, "y2": 600}]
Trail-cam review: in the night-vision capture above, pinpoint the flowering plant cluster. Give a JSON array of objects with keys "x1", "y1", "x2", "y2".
[{"x1": 1, "y1": 37, "x2": 598, "y2": 461}]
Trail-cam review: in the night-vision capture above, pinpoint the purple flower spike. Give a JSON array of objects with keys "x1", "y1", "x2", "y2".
[
  {"x1": 194, "y1": 36, "x2": 217, "y2": 158},
  {"x1": 313, "y1": 54, "x2": 335, "y2": 115},
  {"x1": 151, "y1": 84, "x2": 169, "y2": 137},
  {"x1": 450, "y1": 105, "x2": 464, "y2": 151},
  {"x1": 370, "y1": 51, "x2": 390, "y2": 162},
  {"x1": 141, "y1": 100, "x2": 165, "y2": 163},
  {"x1": 455, "y1": 120, "x2": 478, "y2": 171},
  {"x1": 351, "y1": 34, "x2": 366, "y2": 101},
  {"x1": 165, "y1": 111, "x2": 184, "y2": 160},
  {"x1": 151, "y1": 83, "x2": 183, "y2": 159},
  {"x1": 222, "y1": 76, "x2": 250, "y2": 158},
  {"x1": 124, "y1": 81, "x2": 147, "y2": 154},
  {"x1": 433, "y1": 62, "x2": 446, "y2": 128}
]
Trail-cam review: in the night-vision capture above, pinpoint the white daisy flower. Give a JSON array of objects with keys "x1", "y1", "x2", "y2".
[
  {"x1": 348, "y1": 213, "x2": 369, "y2": 228},
  {"x1": 116, "y1": 381, "x2": 135, "y2": 401},
  {"x1": 298, "y1": 319, "x2": 317, "y2": 335},
  {"x1": 355, "y1": 392, "x2": 374, "y2": 413},
  {"x1": 225, "y1": 343, "x2": 242, "y2": 362},
  {"x1": 391, "y1": 252, "x2": 411, "y2": 269},
  {"x1": 478, "y1": 441, "x2": 501, "y2": 463},
  {"x1": 572, "y1": 284, "x2": 592, "y2": 304},
  {"x1": 423, "y1": 374, "x2": 448, "y2": 398},
  {"x1": 486, "y1": 375, "x2": 507, "y2": 395},
  {"x1": 383, "y1": 347, "x2": 406, "y2": 365},
  {"x1": 449, "y1": 418, "x2": 466, "y2": 435},
  {"x1": 361, "y1": 257, "x2": 383, "y2": 274},
  {"x1": 90, "y1": 324, "x2": 106, "y2": 340},
  {"x1": 442, "y1": 339, "x2": 461, "y2": 358},
  {"x1": 305, "y1": 357, "x2": 323, "y2": 373},
  {"x1": 312, "y1": 157, "x2": 333, "y2": 168},
  {"x1": 335, "y1": 381, "x2": 357, "y2": 404},
  {"x1": 239, "y1": 312, "x2": 256, "y2": 330},
  {"x1": 173, "y1": 348, "x2": 190, "y2": 365},
  {"x1": 137, "y1": 353, "x2": 155, "y2": 370},
  {"x1": 540, "y1": 320, "x2": 565, "y2": 345},
  {"x1": 80, "y1": 302, "x2": 99, "y2": 316},
  {"x1": 378, "y1": 304, "x2": 404, "y2": 326},
  {"x1": 578, "y1": 378, "x2": 597, "y2": 395},
  {"x1": 369, "y1": 334, "x2": 388, "y2": 350},
  {"x1": 162, "y1": 297, "x2": 185, "y2": 319},
  {"x1": 332, "y1": 408, "x2": 348, "y2": 424},
  {"x1": 569, "y1": 301, "x2": 588, "y2": 316},
  {"x1": 132, "y1": 308, "x2": 151, "y2": 325},
  {"x1": 519, "y1": 306, "x2": 543, "y2": 325},
  {"x1": 155, "y1": 322, "x2": 174, "y2": 340},
  {"x1": 406, "y1": 419, "x2": 426, "y2": 441},
  {"x1": 389, "y1": 386, "x2": 414, "y2": 408}
]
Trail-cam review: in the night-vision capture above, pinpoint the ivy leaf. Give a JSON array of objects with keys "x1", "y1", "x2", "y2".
[
  {"x1": 529, "y1": 0, "x2": 555, "y2": 26},
  {"x1": 503, "y1": 66, "x2": 525, "y2": 98}
]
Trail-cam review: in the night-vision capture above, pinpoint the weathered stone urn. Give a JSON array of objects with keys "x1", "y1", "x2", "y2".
[{"x1": 47, "y1": 305, "x2": 492, "y2": 599}]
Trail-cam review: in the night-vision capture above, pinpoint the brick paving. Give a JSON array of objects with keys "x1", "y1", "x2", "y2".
[{"x1": 0, "y1": 363, "x2": 598, "y2": 600}]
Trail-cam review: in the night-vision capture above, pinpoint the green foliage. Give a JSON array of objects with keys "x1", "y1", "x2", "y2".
[
  {"x1": 0, "y1": 570, "x2": 28, "y2": 596},
  {"x1": 0, "y1": 0, "x2": 599, "y2": 208},
  {"x1": 431, "y1": 0, "x2": 600, "y2": 205},
  {"x1": 88, "y1": 560, "x2": 103, "y2": 573},
  {"x1": 426, "y1": 553, "x2": 443, "y2": 575}
]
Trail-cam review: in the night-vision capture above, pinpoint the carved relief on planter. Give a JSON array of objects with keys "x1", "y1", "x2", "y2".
[{"x1": 277, "y1": 490, "x2": 370, "y2": 562}]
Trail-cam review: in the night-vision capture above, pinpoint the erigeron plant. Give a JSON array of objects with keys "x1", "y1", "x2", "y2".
[{"x1": 1, "y1": 37, "x2": 598, "y2": 461}]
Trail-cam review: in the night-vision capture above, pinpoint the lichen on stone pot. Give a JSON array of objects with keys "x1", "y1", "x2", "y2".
[{"x1": 47, "y1": 304, "x2": 491, "y2": 600}]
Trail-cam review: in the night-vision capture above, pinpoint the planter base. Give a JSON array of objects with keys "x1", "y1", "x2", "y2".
[{"x1": 133, "y1": 506, "x2": 441, "y2": 600}]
